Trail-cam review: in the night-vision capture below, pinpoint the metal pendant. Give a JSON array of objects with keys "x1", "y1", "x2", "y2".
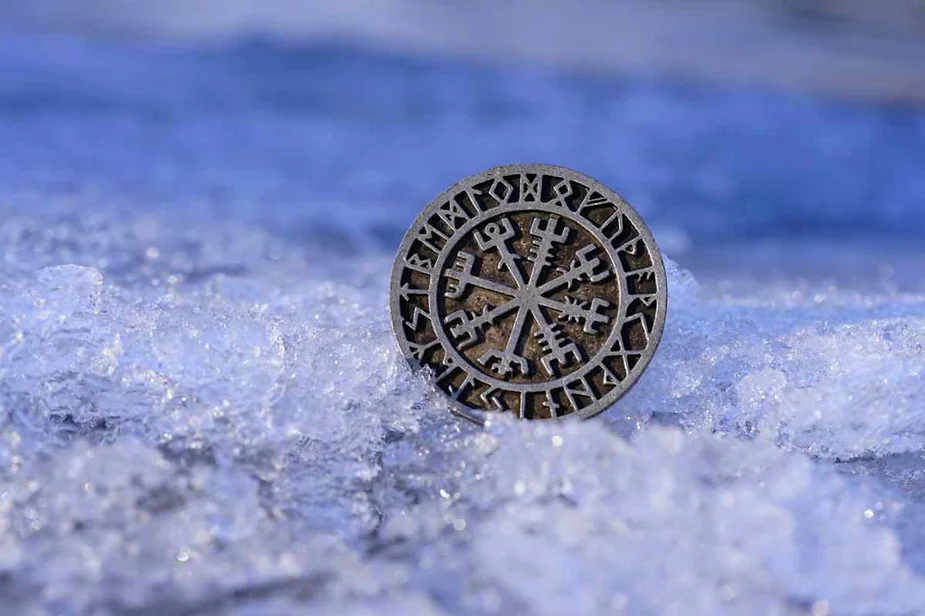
[{"x1": 390, "y1": 164, "x2": 667, "y2": 422}]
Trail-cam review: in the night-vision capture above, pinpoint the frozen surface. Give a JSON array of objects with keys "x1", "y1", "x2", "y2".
[{"x1": 0, "y1": 32, "x2": 925, "y2": 615}]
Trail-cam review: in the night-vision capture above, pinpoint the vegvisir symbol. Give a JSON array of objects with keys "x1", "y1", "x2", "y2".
[
  {"x1": 391, "y1": 164, "x2": 666, "y2": 421},
  {"x1": 443, "y1": 214, "x2": 613, "y2": 379}
]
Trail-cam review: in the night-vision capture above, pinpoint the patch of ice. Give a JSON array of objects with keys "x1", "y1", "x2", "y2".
[{"x1": 0, "y1": 219, "x2": 922, "y2": 614}]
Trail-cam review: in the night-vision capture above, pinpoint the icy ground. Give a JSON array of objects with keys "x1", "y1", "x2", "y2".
[{"x1": 1, "y1": 32, "x2": 925, "y2": 615}]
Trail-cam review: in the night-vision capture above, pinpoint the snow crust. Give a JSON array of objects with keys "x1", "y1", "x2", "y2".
[{"x1": 1, "y1": 33, "x2": 924, "y2": 615}]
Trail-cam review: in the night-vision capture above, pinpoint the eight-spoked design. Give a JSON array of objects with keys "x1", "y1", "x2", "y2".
[
  {"x1": 391, "y1": 164, "x2": 666, "y2": 421},
  {"x1": 441, "y1": 212, "x2": 616, "y2": 381}
]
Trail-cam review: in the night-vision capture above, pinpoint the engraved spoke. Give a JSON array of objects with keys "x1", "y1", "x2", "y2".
[
  {"x1": 537, "y1": 296, "x2": 611, "y2": 335},
  {"x1": 474, "y1": 219, "x2": 526, "y2": 288},
  {"x1": 445, "y1": 251, "x2": 517, "y2": 299},
  {"x1": 443, "y1": 297, "x2": 521, "y2": 349},
  {"x1": 478, "y1": 305, "x2": 531, "y2": 377},
  {"x1": 506, "y1": 306, "x2": 530, "y2": 356},
  {"x1": 527, "y1": 214, "x2": 570, "y2": 288},
  {"x1": 495, "y1": 243, "x2": 526, "y2": 288},
  {"x1": 532, "y1": 305, "x2": 584, "y2": 377},
  {"x1": 538, "y1": 244, "x2": 612, "y2": 295},
  {"x1": 447, "y1": 273, "x2": 516, "y2": 297}
]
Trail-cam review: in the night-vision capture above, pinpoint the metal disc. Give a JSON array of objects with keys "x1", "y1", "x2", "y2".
[{"x1": 390, "y1": 164, "x2": 667, "y2": 422}]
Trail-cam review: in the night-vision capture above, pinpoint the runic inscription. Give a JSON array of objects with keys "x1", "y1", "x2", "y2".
[{"x1": 390, "y1": 164, "x2": 666, "y2": 421}]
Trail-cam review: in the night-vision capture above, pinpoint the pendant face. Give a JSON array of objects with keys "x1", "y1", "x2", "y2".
[{"x1": 390, "y1": 164, "x2": 667, "y2": 422}]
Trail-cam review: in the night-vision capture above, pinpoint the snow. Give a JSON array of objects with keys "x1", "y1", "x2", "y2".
[{"x1": 0, "y1": 32, "x2": 924, "y2": 615}]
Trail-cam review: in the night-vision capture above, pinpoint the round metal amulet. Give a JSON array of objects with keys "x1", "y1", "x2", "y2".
[{"x1": 390, "y1": 164, "x2": 667, "y2": 422}]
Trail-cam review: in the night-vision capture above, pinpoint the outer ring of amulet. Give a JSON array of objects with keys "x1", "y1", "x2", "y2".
[{"x1": 390, "y1": 164, "x2": 667, "y2": 423}]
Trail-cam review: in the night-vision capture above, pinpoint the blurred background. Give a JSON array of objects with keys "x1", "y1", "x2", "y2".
[
  {"x1": 0, "y1": 1, "x2": 923, "y2": 290},
  {"x1": 5, "y1": 0, "x2": 925, "y2": 101}
]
